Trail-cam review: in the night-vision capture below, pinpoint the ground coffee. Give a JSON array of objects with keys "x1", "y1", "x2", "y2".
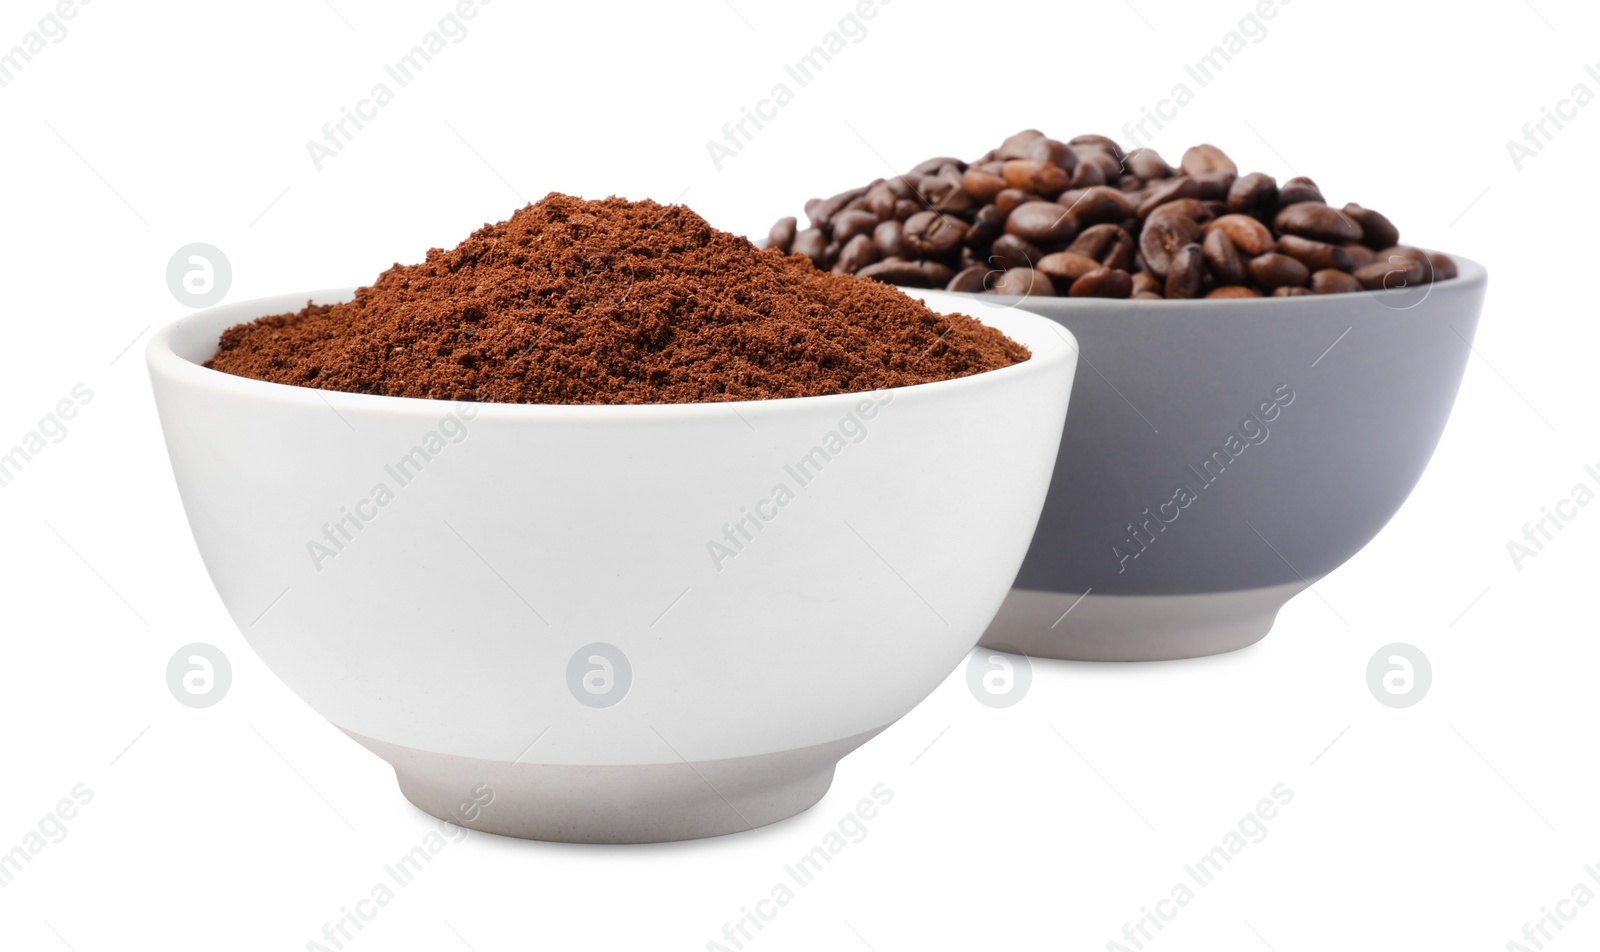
[
  {"x1": 767, "y1": 132, "x2": 1457, "y2": 299},
  {"x1": 207, "y1": 194, "x2": 1028, "y2": 404}
]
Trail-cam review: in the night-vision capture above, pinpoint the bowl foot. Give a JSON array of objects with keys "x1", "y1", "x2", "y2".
[
  {"x1": 979, "y1": 579, "x2": 1316, "y2": 662},
  {"x1": 344, "y1": 728, "x2": 884, "y2": 844}
]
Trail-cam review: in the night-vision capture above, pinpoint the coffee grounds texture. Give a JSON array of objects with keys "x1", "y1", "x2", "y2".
[{"x1": 206, "y1": 193, "x2": 1030, "y2": 405}]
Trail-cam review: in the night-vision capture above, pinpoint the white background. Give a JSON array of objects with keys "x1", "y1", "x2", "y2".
[{"x1": 2, "y1": 0, "x2": 1597, "y2": 949}]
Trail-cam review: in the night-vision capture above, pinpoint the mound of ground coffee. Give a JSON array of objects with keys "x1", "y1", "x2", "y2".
[
  {"x1": 766, "y1": 131, "x2": 1457, "y2": 300},
  {"x1": 207, "y1": 194, "x2": 1028, "y2": 404}
]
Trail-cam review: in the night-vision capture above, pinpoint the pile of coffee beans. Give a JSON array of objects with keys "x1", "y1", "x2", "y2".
[{"x1": 766, "y1": 131, "x2": 1456, "y2": 299}]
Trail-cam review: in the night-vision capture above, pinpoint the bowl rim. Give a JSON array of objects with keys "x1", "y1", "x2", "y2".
[
  {"x1": 906, "y1": 251, "x2": 1486, "y2": 312},
  {"x1": 147, "y1": 287, "x2": 1080, "y2": 421}
]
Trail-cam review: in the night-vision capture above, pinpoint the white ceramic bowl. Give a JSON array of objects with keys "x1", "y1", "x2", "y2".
[
  {"x1": 147, "y1": 288, "x2": 1078, "y2": 842},
  {"x1": 904, "y1": 254, "x2": 1487, "y2": 661}
]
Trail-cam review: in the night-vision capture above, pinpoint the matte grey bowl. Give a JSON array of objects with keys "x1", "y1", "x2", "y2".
[{"x1": 902, "y1": 254, "x2": 1487, "y2": 661}]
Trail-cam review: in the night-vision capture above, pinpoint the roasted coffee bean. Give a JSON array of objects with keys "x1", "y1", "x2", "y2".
[
  {"x1": 832, "y1": 209, "x2": 879, "y2": 244},
  {"x1": 864, "y1": 184, "x2": 897, "y2": 219},
  {"x1": 892, "y1": 199, "x2": 921, "y2": 221},
  {"x1": 1139, "y1": 214, "x2": 1202, "y2": 278},
  {"x1": 1119, "y1": 174, "x2": 1145, "y2": 190},
  {"x1": 989, "y1": 266, "x2": 1054, "y2": 296},
  {"x1": 808, "y1": 186, "x2": 869, "y2": 229},
  {"x1": 917, "y1": 173, "x2": 954, "y2": 206},
  {"x1": 964, "y1": 204, "x2": 1007, "y2": 248},
  {"x1": 1148, "y1": 198, "x2": 1214, "y2": 226},
  {"x1": 1070, "y1": 267, "x2": 1133, "y2": 298},
  {"x1": 1426, "y1": 252, "x2": 1458, "y2": 281},
  {"x1": 1310, "y1": 269, "x2": 1363, "y2": 294},
  {"x1": 792, "y1": 228, "x2": 828, "y2": 266},
  {"x1": 937, "y1": 163, "x2": 971, "y2": 192},
  {"x1": 1276, "y1": 176, "x2": 1324, "y2": 207},
  {"x1": 1037, "y1": 251, "x2": 1103, "y2": 283},
  {"x1": 962, "y1": 166, "x2": 1008, "y2": 203},
  {"x1": 1192, "y1": 170, "x2": 1238, "y2": 201},
  {"x1": 885, "y1": 174, "x2": 919, "y2": 199},
  {"x1": 1070, "y1": 223, "x2": 1137, "y2": 271},
  {"x1": 769, "y1": 216, "x2": 797, "y2": 253},
  {"x1": 1007, "y1": 201, "x2": 1080, "y2": 243},
  {"x1": 1131, "y1": 271, "x2": 1161, "y2": 296},
  {"x1": 990, "y1": 233, "x2": 1046, "y2": 271},
  {"x1": 912, "y1": 155, "x2": 966, "y2": 175},
  {"x1": 1022, "y1": 137, "x2": 1079, "y2": 170},
  {"x1": 1353, "y1": 259, "x2": 1400, "y2": 290},
  {"x1": 1181, "y1": 144, "x2": 1237, "y2": 176},
  {"x1": 1132, "y1": 291, "x2": 1164, "y2": 300},
  {"x1": 1227, "y1": 172, "x2": 1278, "y2": 215},
  {"x1": 1342, "y1": 243, "x2": 1376, "y2": 268},
  {"x1": 1206, "y1": 286, "x2": 1261, "y2": 298},
  {"x1": 1065, "y1": 157, "x2": 1107, "y2": 190},
  {"x1": 932, "y1": 179, "x2": 977, "y2": 215},
  {"x1": 1137, "y1": 177, "x2": 1203, "y2": 217},
  {"x1": 1069, "y1": 133, "x2": 1124, "y2": 158},
  {"x1": 994, "y1": 188, "x2": 1033, "y2": 214},
  {"x1": 1271, "y1": 286, "x2": 1313, "y2": 297},
  {"x1": 835, "y1": 234, "x2": 881, "y2": 273},
  {"x1": 934, "y1": 190, "x2": 977, "y2": 215},
  {"x1": 1125, "y1": 148, "x2": 1174, "y2": 180},
  {"x1": 1003, "y1": 160, "x2": 1070, "y2": 196},
  {"x1": 1378, "y1": 245, "x2": 1429, "y2": 264},
  {"x1": 1208, "y1": 214, "x2": 1275, "y2": 255},
  {"x1": 1082, "y1": 150, "x2": 1124, "y2": 180},
  {"x1": 1165, "y1": 244, "x2": 1206, "y2": 299},
  {"x1": 856, "y1": 258, "x2": 953, "y2": 288},
  {"x1": 873, "y1": 219, "x2": 905, "y2": 258},
  {"x1": 998, "y1": 129, "x2": 1046, "y2": 160},
  {"x1": 1056, "y1": 187, "x2": 1088, "y2": 209},
  {"x1": 1341, "y1": 203, "x2": 1400, "y2": 249},
  {"x1": 1274, "y1": 203, "x2": 1363, "y2": 243},
  {"x1": 900, "y1": 211, "x2": 969, "y2": 259},
  {"x1": 1202, "y1": 228, "x2": 1248, "y2": 286},
  {"x1": 1355, "y1": 255, "x2": 1427, "y2": 290},
  {"x1": 1064, "y1": 186, "x2": 1133, "y2": 226},
  {"x1": 947, "y1": 264, "x2": 990, "y2": 293},
  {"x1": 1276, "y1": 234, "x2": 1354, "y2": 272},
  {"x1": 1248, "y1": 252, "x2": 1310, "y2": 290}
]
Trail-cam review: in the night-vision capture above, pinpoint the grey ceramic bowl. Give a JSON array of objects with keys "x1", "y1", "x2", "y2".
[{"x1": 902, "y1": 255, "x2": 1487, "y2": 661}]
